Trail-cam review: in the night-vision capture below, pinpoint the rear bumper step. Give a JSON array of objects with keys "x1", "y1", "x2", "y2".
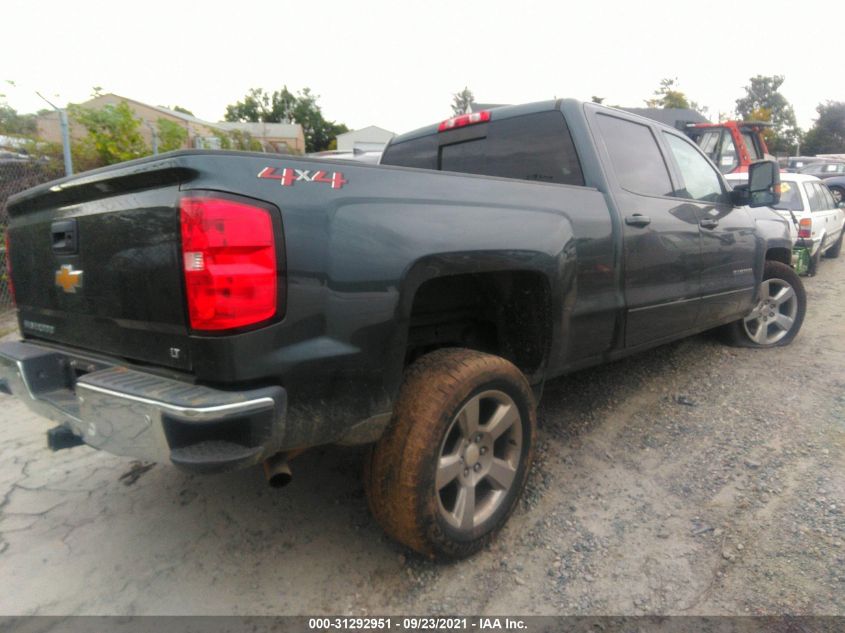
[{"x1": 0, "y1": 340, "x2": 286, "y2": 473}]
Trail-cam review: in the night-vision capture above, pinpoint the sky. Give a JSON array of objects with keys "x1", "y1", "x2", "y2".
[{"x1": 2, "y1": 0, "x2": 837, "y2": 135}]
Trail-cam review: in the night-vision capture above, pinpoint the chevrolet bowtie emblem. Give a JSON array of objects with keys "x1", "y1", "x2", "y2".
[{"x1": 55, "y1": 264, "x2": 83, "y2": 293}]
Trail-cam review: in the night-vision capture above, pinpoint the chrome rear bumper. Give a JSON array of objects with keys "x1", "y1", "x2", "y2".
[{"x1": 0, "y1": 340, "x2": 286, "y2": 473}]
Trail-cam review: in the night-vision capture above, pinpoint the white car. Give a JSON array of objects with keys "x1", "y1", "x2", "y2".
[{"x1": 726, "y1": 172, "x2": 845, "y2": 274}]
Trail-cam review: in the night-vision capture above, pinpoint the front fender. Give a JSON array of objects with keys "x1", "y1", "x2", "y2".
[{"x1": 748, "y1": 205, "x2": 794, "y2": 264}]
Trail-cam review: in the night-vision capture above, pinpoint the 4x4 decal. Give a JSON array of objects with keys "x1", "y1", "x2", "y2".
[{"x1": 258, "y1": 166, "x2": 347, "y2": 190}]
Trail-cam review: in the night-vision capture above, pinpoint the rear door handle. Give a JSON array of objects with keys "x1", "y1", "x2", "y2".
[
  {"x1": 700, "y1": 217, "x2": 719, "y2": 229},
  {"x1": 625, "y1": 214, "x2": 651, "y2": 227}
]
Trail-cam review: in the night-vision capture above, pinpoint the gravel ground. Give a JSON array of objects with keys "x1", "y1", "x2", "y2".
[{"x1": 0, "y1": 257, "x2": 842, "y2": 616}]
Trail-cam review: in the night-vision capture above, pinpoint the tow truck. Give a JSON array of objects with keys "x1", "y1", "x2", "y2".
[{"x1": 686, "y1": 120, "x2": 774, "y2": 174}]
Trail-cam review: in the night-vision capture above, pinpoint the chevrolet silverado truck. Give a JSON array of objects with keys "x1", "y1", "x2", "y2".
[{"x1": 0, "y1": 100, "x2": 804, "y2": 559}]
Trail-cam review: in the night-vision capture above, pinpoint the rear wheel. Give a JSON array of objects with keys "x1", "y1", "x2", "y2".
[
  {"x1": 824, "y1": 227, "x2": 843, "y2": 258},
  {"x1": 724, "y1": 261, "x2": 806, "y2": 348},
  {"x1": 365, "y1": 348, "x2": 536, "y2": 559},
  {"x1": 808, "y1": 246, "x2": 822, "y2": 275}
]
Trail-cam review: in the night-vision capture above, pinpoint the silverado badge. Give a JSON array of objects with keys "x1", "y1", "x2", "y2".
[{"x1": 55, "y1": 264, "x2": 83, "y2": 293}]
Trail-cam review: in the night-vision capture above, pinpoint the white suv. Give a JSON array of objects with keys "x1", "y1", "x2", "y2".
[{"x1": 726, "y1": 172, "x2": 845, "y2": 274}]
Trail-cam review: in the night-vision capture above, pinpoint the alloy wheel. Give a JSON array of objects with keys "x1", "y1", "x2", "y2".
[
  {"x1": 742, "y1": 278, "x2": 799, "y2": 345},
  {"x1": 436, "y1": 390, "x2": 523, "y2": 531}
]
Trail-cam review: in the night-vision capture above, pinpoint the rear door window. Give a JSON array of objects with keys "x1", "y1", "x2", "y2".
[
  {"x1": 804, "y1": 182, "x2": 824, "y2": 211},
  {"x1": 596, "y1": 114, "x2": 674, "y2": 197},
  {"x1": 819, "y1": 184, "x2": 836, "y2": 209}
]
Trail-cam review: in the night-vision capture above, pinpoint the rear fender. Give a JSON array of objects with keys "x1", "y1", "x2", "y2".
[{"x1": 384, "y1": 248, "x2": 568, "y2": 398}]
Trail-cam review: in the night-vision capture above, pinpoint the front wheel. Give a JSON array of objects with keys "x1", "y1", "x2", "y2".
[
  {"x1": 364, "y1": 348, "x2": 536, "y2": 559},
  {"x1": 724, "y1": 261, "x2": 806, "y2": 348}
]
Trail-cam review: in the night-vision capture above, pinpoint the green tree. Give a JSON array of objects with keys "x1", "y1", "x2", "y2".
[
  {"x1": 21, "y1": 137, "x2": 102, "y2": 172},
  {"x1": 69, "y1": 101, "x2": 149, "y2": 164},
  {"x1": 735, "y1": 75, "x2": 801, "y2": 154},
  {"x1": 224, "y1": 86, "x2": 347, "y2": 153},
  {"x1": 224, "y1": 87, "x2": 297, "y2": 123},
  {"x1": 211, "y1": 128, "x2": 263, "y2": 152},
  {"x1": 0, "y1": 102, "x2": 36, "y2": 136},
  {"x1": 172, "y1": 105, "x2": 194, "y2": 116},
  {"x1": 591, "y1": 96, "x2": 605, "y2": 104},
  {"x1": 291, "y1": 88, "x2": 348, "y2": 153},
  {"x1": 645, "y1": 78, "x2": 709, "y2": 116},
  {"x1": 802, "y1": 101, "x2": 845, "y2": 155},
  {"x1": 451, "y1": 87, "x2": 474, "y2": 115},
  {"x1": 646, "y1": 78, "x2": 690, "y2": 109},
  {"x1": 156, "y1": 118, "x2": 188, "y2": 152}
]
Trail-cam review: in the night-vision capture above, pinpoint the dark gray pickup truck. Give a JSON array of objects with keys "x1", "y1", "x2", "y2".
[{"x1": 1, "y1": 99, "x2": 804, "y2": 558}]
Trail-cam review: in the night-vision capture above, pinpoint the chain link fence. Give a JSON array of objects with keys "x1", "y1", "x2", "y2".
[{"x1": 0, "y1": 158, "x2": 65, "y2": 314}]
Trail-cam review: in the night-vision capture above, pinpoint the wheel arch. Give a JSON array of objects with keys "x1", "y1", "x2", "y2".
[
  {"x1": 384, "y1": 251, "x2": 563, "y2": 398},
  {"x1": 765, "y1": 245, "x2": 792, "y2": 266}
]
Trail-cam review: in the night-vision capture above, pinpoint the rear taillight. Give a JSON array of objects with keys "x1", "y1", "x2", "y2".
[
  {"x1": 180, "y1": 195, "x2": 278, "y2": 331},
  {"x1": 798, "y1": 218, "x2": 812, "y2": 239},
  {"x1": 4, "y1": 232, "x2": 15, "y2": 307},
  {"x1": 438, "y1": 110, "x2": 491, "y2": 132}
]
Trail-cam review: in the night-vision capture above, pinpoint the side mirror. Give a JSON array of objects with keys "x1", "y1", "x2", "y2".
[
  {"x1": 839, "y1": 202, "x2": 845, "y2": 210},
  {"x1": 746, "y1": 160, "x2": 781, "y2": 208}
]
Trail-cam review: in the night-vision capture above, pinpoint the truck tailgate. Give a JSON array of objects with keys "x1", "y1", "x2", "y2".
[{"x1": 8, "y1": 172, "x2": 191, "y2": 371}]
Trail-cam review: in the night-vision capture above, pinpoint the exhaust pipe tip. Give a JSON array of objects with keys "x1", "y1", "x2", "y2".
[{"x1": 263, "y1": 453, "x2": 293, "y2": 488}]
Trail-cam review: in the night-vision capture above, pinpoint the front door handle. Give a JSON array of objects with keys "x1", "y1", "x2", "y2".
[
  {"x1": 625, "y1": 214, "x2": 651, "y2": 227},
  {"x1": 700, "y1": 217, "x2": 719, "y2": 229}
]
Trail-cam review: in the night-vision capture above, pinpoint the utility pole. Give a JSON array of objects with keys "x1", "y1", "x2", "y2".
[
  {"x1": 36, "y1": 92, "x2": 73, "y2": 176},
  {"x1": 149, "y1": 122, "x2": 159, "y2": 155}
]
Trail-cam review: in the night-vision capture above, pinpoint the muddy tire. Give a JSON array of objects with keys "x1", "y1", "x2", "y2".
[
  {"x1": 808, "y1": 246, "x2": 822, "y2": 275},
  {"x1": 724, "y1": 260, "x2": 806, "y2": 348},
  {"x1": 364, "y1": 348, "x2": 536, "y2": 559},
  {"x1": 824, "y1": 228, "x2": 843, "y2": 259}
]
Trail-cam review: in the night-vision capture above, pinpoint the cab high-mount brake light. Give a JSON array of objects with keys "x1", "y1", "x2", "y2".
[
  {"x1": 180, "y1": 195, "x2": 279, "y2": 331},
  {"x1": 438, "y1": 110, "x2": 491, "y2": 132}
]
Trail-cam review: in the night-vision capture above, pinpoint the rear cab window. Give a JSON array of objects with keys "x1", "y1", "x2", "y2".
[{"x1": 381, "y1": 109, "x2": 585, "y2": 187}]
